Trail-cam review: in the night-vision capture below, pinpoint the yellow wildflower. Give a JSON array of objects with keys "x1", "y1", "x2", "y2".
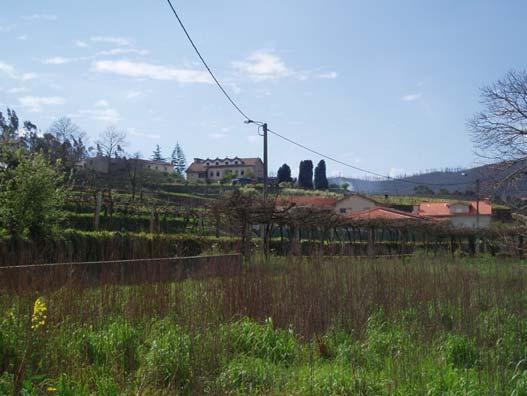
[
  {"x1": 47, "y1": 386, "x2": 57, "y2": 392},
  {"x1": 31, "y1": 297, "x2": 47, "y2": 330}
]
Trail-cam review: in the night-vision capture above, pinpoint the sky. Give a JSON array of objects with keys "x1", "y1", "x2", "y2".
[{"x1": 1, "y1": 0, "x2": 526, "y2": 178}]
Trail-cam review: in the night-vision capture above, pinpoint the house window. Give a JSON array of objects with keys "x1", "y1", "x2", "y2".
[
  {"x1": 210, "y1": 172, "x2": 213, "y2": 177},
  {"x1": 216, "y1": 171, "x2": 220, "y2": 177},
  {"x1": 206, "y1": 162, "x2": 210, "y2": 166},
  {"x1": 241, "y1": 170, "x2": 244, "y2": 176},
  {"x1": 216, "y1": 162, "x2": 219, "y2": 165},
  {"x1": 234, "y1": 161, "x2": 238, "y2": 164},
  {"x1": 225, "y1": 161, "x2": 229, "y2": 165},
  {"x1": 339, "y1": 208, "x2": 347, "y2": 214}
]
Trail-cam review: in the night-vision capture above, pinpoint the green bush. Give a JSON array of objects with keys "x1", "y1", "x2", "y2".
[
  {"x1": 224, "y1": 318, "x2": 299, "y2": 365},
  {"x1": 443, "y1": 335, "x2": 479, "y2": 369},
  {"x1": 215, "y1": 356, "x2": 282, "y2": 394},
  {"x1": 81, "y1": 320, "x2": 139, "y2": 372},
  {"x1": 140, "y1": 319, "x2": 191, "y2": 389},
  {"x1": 292, "y1": 364, "x2": 386, "y2": 396},
  {"x1": 425, "y1": 366, "x2": 480, "y2": 395}
]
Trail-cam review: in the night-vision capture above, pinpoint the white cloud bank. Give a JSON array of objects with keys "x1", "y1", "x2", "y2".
[
  {"x1": 233, "y1": 50, "x2": 292, "y2": 81},
  {"x1": 92, "y1": 60, "x2": 212, "y2": 83},
  {"x1": 23, "y1": 14, "x2": 57, "y2": 21},
  {"x1": 0, "y1": 61, "x2": 37, "y2": 81},
  {"x1": 401, "y1": 93, "x2": 422, "y2": 102},
  {"x1": 90, "y1": 36, "x2": 130, "y2": 46},
  {"x1": 18, "y1": 96, "x2": 65, "y2": 112}
]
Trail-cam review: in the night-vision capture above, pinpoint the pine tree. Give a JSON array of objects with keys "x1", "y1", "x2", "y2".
[
  {"x1": 314, "y1": 160, "x2": 329, "y2": 189},
  {"x1": 298, "y1": 160, "x2": 313, "y2": 189},
  {"x1": 277, "y1": 163, "x2": 292, "y2": 183},
  {"x1": 171, "y1": 142, "x2": 187, "y2": 174},
  {"x1": 151, "y1": 144, "x2": 165, "y2": 162}
]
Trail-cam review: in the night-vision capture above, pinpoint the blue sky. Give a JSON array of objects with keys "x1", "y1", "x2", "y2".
[{"x1": 1, "y1": 0, "x2": 526, "y2": 178}]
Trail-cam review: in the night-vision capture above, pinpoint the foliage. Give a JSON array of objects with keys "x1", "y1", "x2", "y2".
[
  {"x1": 277, "y1": 163, "x2": 293, "y2": 183},
  {"x1": 298, "y1": 160, "x2": 313, "y2": 189},
  {"x1": 151, "y1": 144, "x2": 165, "y2": 162},
  {"x1": 0, "y1": 153, "x2": 64, "y2": 238},
  {"x1": 171, "y1": 142, "x2": 187, "y2": 175},
  {"x1": 314, "y1": 159, "x2": 329, "y2": 190}
]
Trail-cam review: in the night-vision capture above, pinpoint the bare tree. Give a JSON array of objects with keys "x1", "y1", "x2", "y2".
[
  {"x1": 468, "y1": 70, "x2": 527, "y2": 202},
  {"x1": 48, "y1": 117, "x2": 85, "y2": 142},
  {"x1": 96, "y1": 126, "x2": 126, "y2": 158}
]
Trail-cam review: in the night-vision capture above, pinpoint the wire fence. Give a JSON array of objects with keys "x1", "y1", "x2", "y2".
[{"x1": 0, "y1": 254, "x2": 243, "y2": 294}]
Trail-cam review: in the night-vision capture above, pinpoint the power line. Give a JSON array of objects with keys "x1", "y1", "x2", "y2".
[
  {"x1": 267, "y1": 127, "x2": 482, "y2": 187},
  {"x1": 165, "y1": 0, "x2": 253, "y2": 122},
  {"x1": 163, "y1": 1, "x2": 483, "y2": 188}
]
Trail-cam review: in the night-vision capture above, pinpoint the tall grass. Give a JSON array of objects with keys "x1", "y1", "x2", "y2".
[{"x1": 1, "y1": 255, "x2": 527, "y2": 394}]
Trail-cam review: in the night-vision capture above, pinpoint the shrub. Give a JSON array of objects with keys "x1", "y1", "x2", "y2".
[
  {"x1": 425, "y1": 366, "x2": 480, "y2": 395},
  {"x1": 81, "y1": 320, "x2": 139, "y2": 372},
  {"x1": 140, "y1": 319, "x2": 191, "y2": 389},
  {"x1": 224, "y1": 318, "x2": 299, "y2": 365},
  {"x1": 215, "y1": 356, "x2": 282, "y2": 394},
  {"x1": 292, "y1": 364, "x2": 386, "y2": 396},
  {"x1": 443, "y1": 335, "x2": 479, "y2": 369}
]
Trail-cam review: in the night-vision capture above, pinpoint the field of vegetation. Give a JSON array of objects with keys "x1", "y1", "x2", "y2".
[{"x1": 2, "y1": 255, "x2": 527, "y2": 395}]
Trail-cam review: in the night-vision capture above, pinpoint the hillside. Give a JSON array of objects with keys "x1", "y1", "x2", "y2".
[{"x1": 330, "y1": 161, "x2": 527, "y2": 197}]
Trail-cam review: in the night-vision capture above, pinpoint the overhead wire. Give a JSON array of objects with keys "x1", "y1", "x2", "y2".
[{"x1": 163, "y1": 0, "x2": 485, "y2": 188}]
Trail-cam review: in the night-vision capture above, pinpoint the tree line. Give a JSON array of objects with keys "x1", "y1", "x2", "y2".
[{"x1": 276, "y1": 159, "x2": 329, "y2": 190}]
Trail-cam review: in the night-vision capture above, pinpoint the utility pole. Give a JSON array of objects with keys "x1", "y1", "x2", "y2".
[
  {"x1": 476, "y1": 178, "x2": 480, "y2": 228},
  {"x1": 263, "y1": 123, "x2": 268, "y2": 199}
]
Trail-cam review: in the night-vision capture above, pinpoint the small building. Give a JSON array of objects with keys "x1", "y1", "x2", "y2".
[
  {"x1": 415, "y1": 200, "x2": 492, "y2": 228},
  {"x1": 276, "y1": 193, "x2": 379, "y2": 215},
  {"x1": 75, "y1": 156, "x2": 174, "y2": 174},
  {"x1": 186, "y1": 157, "x2": 264, "y2": 182}
]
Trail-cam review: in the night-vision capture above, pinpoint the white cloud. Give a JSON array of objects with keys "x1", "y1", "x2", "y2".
[
  {"x1": 0, "y1": 62, "x2": 17, "y2": 78},
  {"x1": 208, "y1": 132, "x2": 226, "y2": 140},
  {"x1": 6, "y1": 87, "x2": 28, "y2": 94},
  {"x1": 92, "y1": 60, "x2": 212, "y2": 83},
  {"x1": 23, "y1": 14, "x2": 57, "y2": 21},
  {"x1": 94, "y1": 99, "x2": 109, "y2": 107},
  {"x1": 42, "y1": 56, "x2": 76, "y2": 65},
  {"x1": 317, "y1": 71, "x2": 338, "y2": 79},
  {"x1": 90, "y1": 36, "x2": 130, "y2": 46},
  {"x1": 74, "y1": 40, "x2": 88, "y2": 48},
  {"x1": 233, "y1": 50, "x2": 292, "y2": 81},
  {"x1": 125, "y1": 90, "x2": 143, "y2": 100},
  {"x1": 96, "y1": 48, "x2": 149, "y2": 56},
  {"x1": 17, "y1": 35, "x2": 28, "y2": 40},
  {"x1": 0, "y1": 61, "x2": 36, "y2": 81},
  {"x1": 401, "y1": 93, "x2": 422, "y2": 102},
  {"x1": 18, "y1": 96, "x2": 65, "y2": 112},
  {"x1": 76, "y1": 108, "x2": 121, "y2": 122},
  {"x1": 128, "y1": 128, "x2": 160, "y2": 139}
]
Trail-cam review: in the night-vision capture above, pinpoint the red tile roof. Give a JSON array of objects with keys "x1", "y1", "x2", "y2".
[
  {"x1": 345, "y1": 207, "x2": 426, "y2": 221},
  {"x1": 417, "y1": 200, "x2": 492, "y2": 217}
]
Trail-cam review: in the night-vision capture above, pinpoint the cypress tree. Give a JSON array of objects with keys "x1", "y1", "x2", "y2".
[
  {"x1": 314, "y1": 160, "x2": 329, "y2": 189},
  {"x1": 298, "y1": 160, "x2": 313, "y2": 189},
  {"x1": 277, "y1": 163, "x2": 293, "y2": 183}
]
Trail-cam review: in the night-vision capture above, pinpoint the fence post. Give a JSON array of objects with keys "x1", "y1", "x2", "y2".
[
  {"x1": 94, "y1": 191, "x2": 102, "y2": 231},
  {"x1": 367, "y1": 226, "x2": 375, "y2": 258}
]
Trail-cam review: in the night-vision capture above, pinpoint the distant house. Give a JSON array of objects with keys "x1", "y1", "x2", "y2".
[
  {"x1": 186, "y1": 157, "x2": 264, "y2": 182},
  {"x1": 276, "y1": 193, "x2": 379, "y2": 215},
  {"x1": 415, "y1": 200, "x2": 492, "y2": 228},
  {"x1": 75, "y1": 156, "x2": 174, "y2": 174}
]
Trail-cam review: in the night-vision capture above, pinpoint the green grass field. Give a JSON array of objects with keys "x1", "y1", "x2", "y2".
[{"x1": 1, "y1": 255, "x2": 527, "y2": 395}]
